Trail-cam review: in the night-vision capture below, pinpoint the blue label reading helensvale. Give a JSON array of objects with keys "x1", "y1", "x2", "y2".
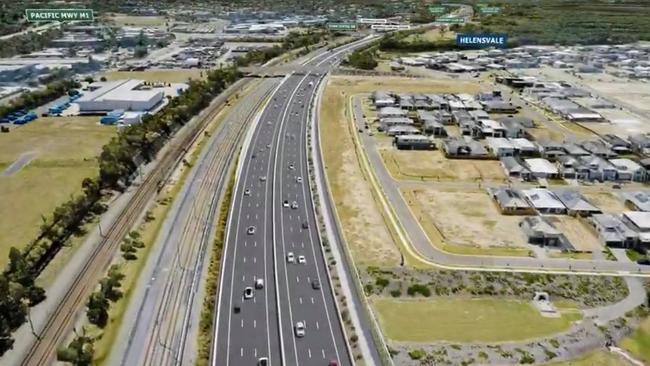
[{"x1": 456, "y1": 33, "x2": 508, "y2": 48}]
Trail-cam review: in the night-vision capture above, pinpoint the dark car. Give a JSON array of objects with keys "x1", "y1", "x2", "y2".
[
  {"x1": 233, "y1": 303, "x2": 241, "y2": 313},
  {"x1": 311, "y1": 279, "x2": 321, "y2": 290},
  {"x1": 302, "y1": 221, "x2": 309, "y2": 229}
]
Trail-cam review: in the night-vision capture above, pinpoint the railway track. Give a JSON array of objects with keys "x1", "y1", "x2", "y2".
[{"x1": 20, "y1": 78, "x2": 251, "y2": 366}]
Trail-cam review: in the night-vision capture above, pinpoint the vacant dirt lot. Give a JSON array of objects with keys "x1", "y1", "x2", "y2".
[
  {"x1": 381, "y1": 149, "x2": 506, "y2": 182},
  {"x1": 328, "y1": 75, "x2": 485, "y2": 95},
  {"x1": 320, "y1": 79, "x2": 401, "y2": 267},
  {"x1": 583, "y1": 192, "x2": 627, "y2": 213},
  {"x1": 546, "y1": 216, "x2": 603, "y2": 252},
  {"x1": 411, "y1": 188, "x2": 529, "y2": 250}
]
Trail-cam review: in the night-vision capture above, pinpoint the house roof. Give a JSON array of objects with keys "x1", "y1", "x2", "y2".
[
  {"x1": 501, "y1": 157, "x2": 529, "y2": 173},
  {"x1": 609, "y1": 158, "x2": 642, "y2": 172},
  {"x1": 521, "y1": 188, "x2": 566, "y2": 209},
  {"x1": 525, "y1": 158, "x2": 559, "y2": 175},
  {"x1": 552, "y1": 190, "x2": 601, "y2": 212},
  {"x1": 621, "y1": 191, "x2": 650, "y2": 211},
  {"x1": 591, "y1": 214, "x2": 639, "y2": 243},
  {"x1": 520, "y1": 216, "x2": 561, "y2": 236},
  {"x1": 489, "y1": 187, "x2": 530, "y2": 209}
]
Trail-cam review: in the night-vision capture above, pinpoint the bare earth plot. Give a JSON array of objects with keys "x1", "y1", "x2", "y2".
[
  {"x1": 320, "y1": 78, "x2": 401, "y2": 267},
  {"x1": 0, "y1": 116, "x2": 115, "y2": 268},
  {"x1": 404, "y1": 188, "x2": 532, "y2": 257},
  {"x1": 102, "y1": 69, "x2": 206, "y2": 84},
  {"x1": 546, "y1": 216, "x2": 602, "y2": 253},
  {"x1": 380, "y1": 149, "x2": 507, "y2": 182},
  {"x1": 106, "y1": 13, "x2": 167, "y2": 27},
  {"x1": 583, "y1": 192, "x2": 628, "y2": 213},
  {"x1": 329, "y1": 75, "x2": 485, "y2": 95},
  {"x1": 371, "y1": 297, "x2": 580, "y2": 343}
]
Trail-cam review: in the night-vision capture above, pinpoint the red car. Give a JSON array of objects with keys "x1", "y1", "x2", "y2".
[{"x1": 328, "y1": 361, "x2": 338, "y2": 366}]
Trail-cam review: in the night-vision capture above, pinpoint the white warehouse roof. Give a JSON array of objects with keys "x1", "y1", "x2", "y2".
[{"x1": 77, "y1": 79, "x2": 164, "y2": 112}]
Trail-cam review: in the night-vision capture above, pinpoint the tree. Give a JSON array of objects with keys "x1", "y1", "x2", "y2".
[
  {"x1": 86, "y1": 292, "x2": 108, "y2": 327},
  {"x1": 100, "y1": 265, "x2": 125, "y2": 301},
  {"x1": 57, "y1": 332, "x2": 94, "y2": 366},
  {"x1": 84, "y1": 76, "x2": 94, "y2": 84}
]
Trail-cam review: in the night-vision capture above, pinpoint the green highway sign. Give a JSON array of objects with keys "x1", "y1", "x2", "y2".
[
  {"x1": 436, "y1": 16, "x2": 465, "y2": 24},
  {"x1": 479, "y1": 6, "x2": 501, "y2": 14},
  {"x1": 328, "y1": 22, "x2": 357, "y2": 31},
  {"x1": 26, "y1": 8, "x2": 94, "y2": 22},
  {"x1": 428, "y1": 6, "x2": 447, "y2": 14}
]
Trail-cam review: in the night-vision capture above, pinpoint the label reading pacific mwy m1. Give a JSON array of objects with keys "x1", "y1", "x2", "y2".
[
  {"x1": 25, "y1": 9, "x2": 94, "y2": 22},
  {"x1": 456, "y1": 33, "x2": 508, "y2": 48}
]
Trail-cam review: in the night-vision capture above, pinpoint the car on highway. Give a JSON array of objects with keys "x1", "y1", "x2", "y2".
[
  {"x1": 244, "y1": 287, "x2": 254, "y2": 299},
  {"x1": 244, "y1": 189, "x2": 251, "y2": 196},
  {"x1": 233, "y1": 303, "x2": 241, "y2": 313},
  {"x1": 296, "y1": 176, "x2": 302, "y2": 183},
  {"x1": 266, "y1": 143, "x2": 271, "y2": 149},
  {"x1": 298, "y1": 255, "x2": 306, "y2": 264},
  {"x1": 260, "y1": 176, "x2": 267, "y2": 182},
  {"x1": 328, "y1": 361, "x2": 338, "y2": 366},
  {"x1": 247, "y1": 226, "x2": 256, "y2": 235},
  {"x1": 251, "y1": 153, "x2": 256, "y2": 159},
  {"x1": 302, "y1": 221, "x2": 309, "y2": 229},
  {"x1": 291, "y1": 201, "x2": 298, "y2": 209},
  {"x1": 311, "y1": 279, "x2": 321, "y2": 290},
  {"x1": 294, "y1": 321, "x2": 306, "y2": 337},
  {"x1": 255, "y1": 278, "x2": 264, "y2": 289},
  {"x1": 283, "y1": 200, "x2": 290, "y2": 208},
  {"x1": 258, "y1": 357, "x2": 269, "y2": 366},
  {"x1": 288, "y1": 163, "x2": 295, "y2": 170},
  {"x1": 287, "y1": 252, "x2": 295, "y2": 263}
]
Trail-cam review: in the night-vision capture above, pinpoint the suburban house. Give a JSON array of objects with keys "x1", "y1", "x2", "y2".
[
  {"x1": 628, "y1": 134, "x2": 650, "y2": 155},
  {"x1": 603, "y1": 134, "x2": 632, "y2": 154},
  {"x1": 563, "y1": 143, "x2": 590, "y2": 157},
  {"x1": 510, "y1": 138, "x2": 538, "y2": 156},
  {"x1": 379, "y1": 117, "x2": 414, "y2": 131},
  {"x1": 581, "y1": 140, "x2": 616, "y2": 158},
  {"x1": 552, "y1": 190, "x2": 601, "y2": 217},
  {"x1": 488, "y1": 187, "x2": 534, "y2": 215},
  {"x1": 557, "y1": 155, "x2": 589, "y2": 180},
  {"x1": 609, "y1": 158, "x2": 647, "y2": 182},
  {"x1": 524, "y1": 158, "x2": 560, "y2": 179},
  {"x1": 621, "y1": 191, "x2": 650, "y2": 212},
  {"x1": 423, "y1": 119, "x2": 447, "y2": 137},
  {"x1": 371, "y1": 91, "x2": 395, "y2": 108},
  {"x1": 442, "y1": 137, "x2": 488, "y2": 158},
  {"x1": 579, "y1": 156, "x2": 618, "y2": 181},
  {"x1": 482, "y1": 100, "x2": 519, "y2": 113},
  {"x1": 378, "y1": 106, "x2": 407, "y2": 119},
  {"x1": 387, "y1": 125, "x2": 420, "y2": 136},
  {"x1": 521, "y1": 188, "x2": 567, "y2": 214},
  {"x1": 394, "y1": 135, "x2": 435, "y2": 150},
  {"x1": 621, "y1": 211, "x2": 650, "y2": 245},
  {"x1": 500, "y1": 157, "x2": 532, "y2": 180},
  {"x1": 519, "y1": 216, "x2": 565, "y2": 247},
  {"x1": 590, "y1": 214, "x2": 639, "y2": 248},
  {"x1": 538, "y1": 140, "x2": 567, "y2": 160},
  {"x1": 476, "y1": 119, "x2": 507, "y2": 138},
  {"x1": 487, "y1": 137, "x2": 516, "y2": 157}
]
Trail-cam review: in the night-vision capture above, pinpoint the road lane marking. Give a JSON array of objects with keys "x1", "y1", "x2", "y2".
[
  {"x1": 241, "y1": 319, "x2": 244, "y2": 328},
  {"x1": 253, "y1": 257, "x2": 257, "y2": 263},
  {"x1": 242, "y1": 275, "x2": 245, "y2": 281},
  {"x1": 243, "y1": 257, "x2": 246, "y2": 263},
  {"x1": 308, "y1": 348, "x2": 312, "y2": 358},
  {"x1": 241, "y1": 348, "x2": 243, "y2": 357},
  {"x1": 299, "y1": 297, "x2": 303, "y2": 304},
  {"x1": 296, "y1": 276, "x2": 300, "y2": 283},
  {"x1": 316, "y1": 321, "x2": 319, "y2": 329},
  {"x1": 322, "y1": 349, "x2": 325, "y2": 358},
  {"x1": 311, "y1": 297, "x2": 314, "y2": 304},
  {"x1": 254, "y1": 320, "x2": 257, "y2": 328}
]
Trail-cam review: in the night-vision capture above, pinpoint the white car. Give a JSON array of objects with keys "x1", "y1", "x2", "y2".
[
  {"x1": 255, "y1": 278, "x2": 264, "y2": 289},
  {"x1": 244, "y1": 189, "x2": 251, "y2": 196},
  {"x1": 298, "y1": 255, "x2": 306, "y2": 264},
  {"x1": 283, "y1": 200, "x2": 290, "y2": 208},
  {"x1": 296, "y1": 176, "x2": 302, "y2": 183},
  {"x1": 291, "y1": 201, "x2": 298, "y2": 209},
  {"x1": 287, "y1": 252, "x2": 295, "y2": 263},
  {"x1": 294, "y1": 321, "x2": 305, "y2": 337},
  {"x1": 247, "y1": 226, "x2": 256, "y2": 235},
  {"x1": 260, "y1": 176, "x2": 267, "y2": 182},
  {"x1": 244, "y1": 287, "x2": 254, "y2": 299}
]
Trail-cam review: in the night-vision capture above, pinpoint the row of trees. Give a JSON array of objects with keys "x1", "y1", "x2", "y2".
[
  {"x1": 235, "y1": 30, "x2": 327, "y2": 67},
  {"x1": 0, "y1": 66, "x2": 241, "y2": 356},
  {"x1": 86, "y1": 265, "x2": 125, "y2": 328},
  {"x1": 0, "y1": 28, "x2": 63, "y2": 58},
  {"x1": 0, "y1": 79, "x2": 80, "y2": 118},
  {"x1": 345, "y1": 48, "x2": 378, "y2": 70}
]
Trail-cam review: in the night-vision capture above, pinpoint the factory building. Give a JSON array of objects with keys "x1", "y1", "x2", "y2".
[{"x1": 76, "y1": 79, "x2": 164, "y2": 113}]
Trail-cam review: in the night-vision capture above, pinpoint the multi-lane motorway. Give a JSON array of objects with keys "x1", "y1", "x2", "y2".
[{"x1": 213, "y1": 38, "x2": 377, "y2": 366}]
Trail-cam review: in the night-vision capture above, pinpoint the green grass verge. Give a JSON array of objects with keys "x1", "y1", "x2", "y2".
[
  {"x1": 372, "y1": 297, "x2": 581, "y2": 343},
  {"x1": 621, "y1": 316, "x2": 650, "y2": 364},
  {"x1": 196, "y1": 166, "x2": 235, "y2": 366}
]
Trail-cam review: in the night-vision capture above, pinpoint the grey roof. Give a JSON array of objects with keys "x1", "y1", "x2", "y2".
[
  {"x1": 552, "y1": 190, "x2": 601, "y2": 213},
  {"x1": 497, "y1": 116, "x2": 534, "y2": 128},
  {"x1": 621, "y1": 191, "x2": 650, "y2": 211},
  {"x1": 489, "y1": 187, "x2": 531, "y2": 209},
  {"x1": 581, "y1": 140, "x2": 616, "y2": 157},
  {"x1": 501, "y1": 156, "x2": 530, "y2": 174},
  {"x1": 591, "y1": 214, "x2": 639, "y2": 243},
  {"x1": 563, "y1": 143, "x2": 590, "y2": 156},
  {"x1": 443, "y1": 137, "x2": 487, "y2": 156},
  {"x1": 520, "y1": 216, "x2": 561, "y2": 236}
]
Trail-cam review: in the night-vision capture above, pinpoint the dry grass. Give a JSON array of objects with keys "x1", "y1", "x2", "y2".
[
  {"x1": 380, "y1": 149, "x2": 506, "y2": 182},
  {"x1": 320, "y1": 81, "x2": 401, "y2": 267},
  {"x1": 102, "y1": 69, "x2": 206, "y2": 83},
  {"x1": 107, "y1": 14, "x2": 167, "y2": 27},
  {"x1": 328, "y1": 75, "x2": 484, "y2": 95},
  {"x1": 0, "y1": 116, "x2": 114, "y2": 268},
  {"x1": 546, "y1": 216, "x2": 603, "y2": 253},
  {"x1": 402, "y1": 188, "x2": 532, "y2": 257},
  {"x1": 583, "y1": 192, "x2": 627, "y2": 213}
]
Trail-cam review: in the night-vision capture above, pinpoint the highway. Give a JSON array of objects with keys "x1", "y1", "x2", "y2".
[
  {"x1": 107, "y1": 80, "x2": 279, "y2": 366},
  {"x1": 213, "y1": 37, "x2": 378, "y2": 366}
]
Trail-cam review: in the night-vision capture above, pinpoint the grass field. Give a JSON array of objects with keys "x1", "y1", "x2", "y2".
[
  {"x1": 404, "y1": 28, "x2": 456, "y2": 43},
  {"x1": 0, "y1": 116, "x2": 114, "y2": 268},
  {"x1": 621, "y1": 316, "x2": 650, "y2": 364},
  {"x1": 320, "y1": 80, "x2": 401, "y2": 267},
  {"x1": 372, "y1": 297, "x2": 580, "y2": 343},
  {"x1": 545, "y1": 350, "x2": 631, "y2": 366},
  {"x1": 102, "y1": 69, "x2": 206, "y2": 83}
]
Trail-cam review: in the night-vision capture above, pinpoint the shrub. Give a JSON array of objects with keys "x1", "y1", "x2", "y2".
[{"x1": 408, "y1": 349, "x2": 426, "y2": 360}]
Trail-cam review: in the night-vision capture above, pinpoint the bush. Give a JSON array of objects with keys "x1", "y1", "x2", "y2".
[
  {"x1": 407, "y1": 284, "x2": 431, "y2": 297},
  {"x1": 408, "y1": 349, "x2": 426, "y2": 360},
  {"x1": 390, "y1": 289, "x2": 401, "y2": 297}
]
